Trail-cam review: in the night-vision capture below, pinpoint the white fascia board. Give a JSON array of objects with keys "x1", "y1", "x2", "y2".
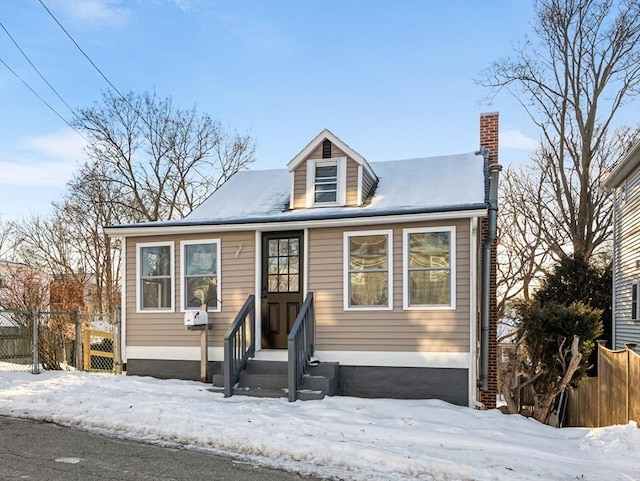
[
  {"x1": 104, "y1": 209, "x2": 488, "y2": 237},
  {"x1": 286, "y1": 129, "x2": 376, "y2": 180}
]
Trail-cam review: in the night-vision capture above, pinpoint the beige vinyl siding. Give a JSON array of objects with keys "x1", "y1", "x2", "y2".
[
  {"x1": 125, "y1": 231, "x2": 255, "y2": 348},
  {"x1": 346, "y1": 159, "x2": 359, "y2": 206},
  {"x1": 292, "y1": 165, "x2": 306, "y2": 209},
  {"x1": 613, "y1": 164, "x2": 640, "y2": 348},
  {"x1": 361, "y1": 168, "x2": 377, "y2": 201},
  {"x1": 308, "y1": 219, "x2": 472, "y2": 353}
]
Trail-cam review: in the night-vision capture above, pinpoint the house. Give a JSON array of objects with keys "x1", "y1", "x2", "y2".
[
  {"x1": 104, "y1": 113, "x2": 502, "y2": 408},
  {"x1": 603, "y1": 140, "x2": 640, "y2": 350}
]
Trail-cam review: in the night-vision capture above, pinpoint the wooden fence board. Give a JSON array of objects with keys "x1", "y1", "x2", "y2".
[{"x1": 566, "y1": 346, "x2": 640, "y2": 428}]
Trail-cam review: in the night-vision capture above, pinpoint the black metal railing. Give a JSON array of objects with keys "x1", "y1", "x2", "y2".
[
  {"x1": 223, "y1": 295, "x2": 255, "y2": 397},
  {"x1": 287, "y1": 292, "x2": 315, "y2": 402}
]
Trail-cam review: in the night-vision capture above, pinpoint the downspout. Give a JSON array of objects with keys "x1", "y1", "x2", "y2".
[{"x1": 478, "y1": 160, "x2": 502, "y2": 391}]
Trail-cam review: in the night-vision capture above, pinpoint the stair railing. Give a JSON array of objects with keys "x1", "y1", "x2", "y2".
[
  {"x1": 223, "y1": 295, "x2": 255, "y2": 397},
  {"x1": 287, "y1": 292, "x2": 315, "y2": 402}
]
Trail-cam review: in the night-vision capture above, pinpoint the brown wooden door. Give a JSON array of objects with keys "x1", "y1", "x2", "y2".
[{"x1": 261, "y1": 231, "x2": 303, "y2": 349}]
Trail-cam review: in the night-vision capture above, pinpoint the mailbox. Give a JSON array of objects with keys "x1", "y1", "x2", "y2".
[{"x1": 184, "y1": 310, "x2": 208, "y2": 326}]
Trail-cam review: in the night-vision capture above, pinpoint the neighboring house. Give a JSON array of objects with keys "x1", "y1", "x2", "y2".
[
  {"x1": 603, "y1": 140, "x2": 640, "y2": 350},
  {"x1": 105, "y1": 113, "x2": 502, "y2": 408}
]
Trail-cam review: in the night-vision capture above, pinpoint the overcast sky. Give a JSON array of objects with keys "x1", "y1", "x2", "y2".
[{"x1": 0, "y1": 0, "x2": 573, "y2": 219}]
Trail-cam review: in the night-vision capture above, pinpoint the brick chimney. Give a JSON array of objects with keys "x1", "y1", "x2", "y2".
[{"x1": 479, "y1": 111, "x2": 499, "y2": 409}]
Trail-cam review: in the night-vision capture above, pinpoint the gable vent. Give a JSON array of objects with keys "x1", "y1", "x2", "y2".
[{"x1": 322, "y1": 139, "x2": 332, "y2": 159}]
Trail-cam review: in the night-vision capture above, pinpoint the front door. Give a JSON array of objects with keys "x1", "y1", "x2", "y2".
[{"x1": 261, "y1": 231, "x2": 304, "y2": 349}]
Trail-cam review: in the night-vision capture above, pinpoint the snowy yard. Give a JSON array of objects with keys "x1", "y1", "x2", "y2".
[{"x1": 0, "y1": 370, "x2": 637, "y2": 481}]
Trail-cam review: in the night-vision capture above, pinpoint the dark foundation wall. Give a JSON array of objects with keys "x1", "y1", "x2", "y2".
[
  {"x1": 126, "y1": 359, "x2": 468, "y2": 406},
  {"x1": 338, "y1": 366, "x2": 468, "y2": 406},
  {"x1": 126, "y1": 359, "x2": 222, "y2": 382}
]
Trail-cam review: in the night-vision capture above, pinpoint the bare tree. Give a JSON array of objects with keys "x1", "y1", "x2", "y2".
[
  {"x1": 0, "y1": 215, "x2": 14, "y2": 259},
  {"x1": 482, "y1": 0, "x2": 640, "y2": 261},
  {"x1": 74, "y1": 89, "x2": 256, "y2": 222}
]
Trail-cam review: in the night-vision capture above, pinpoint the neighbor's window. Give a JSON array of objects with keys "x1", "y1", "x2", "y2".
[
  {"x1": 344, "y1": 230, "x2": 392, "y2": 309},
  {"x1": 181, "y1": 240, "x2": 220, "y2": 311},
  {"x1": 632, "y1": 281, "x2": 639, "y2": 321},
  {"x1": 403, "y1": 227, "x2": 456, "y2": 309},
  {"x1": 138, "y1": 242, "x2": 174, "y2": 311}
]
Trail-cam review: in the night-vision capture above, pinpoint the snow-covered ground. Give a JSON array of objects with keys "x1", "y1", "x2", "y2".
[{"x1": 0, "y1": 370, "x2": 637, "y2": 481}]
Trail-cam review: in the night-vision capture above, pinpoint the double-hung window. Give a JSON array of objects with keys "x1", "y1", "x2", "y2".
[
  {"x1": 137, "y1": 242, "x2": 174, "y2": 311},
  {"x1": 403, "y1": 227, "x2": 456, "y2": 309},
  {"x1": 632, "y1": 281, "x2": 639, "y2": 321},
  {"x1": 344, "y1": 230, "x2": 393, "y2": 310},
  {"x1": 180, "y1": 240, "x2": 220, "y2": 312},
  {"x1": 307, "y1": 157, "x2": 347, "y2": 207}
]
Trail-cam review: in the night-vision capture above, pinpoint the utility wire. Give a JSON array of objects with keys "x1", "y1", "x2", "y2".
[
  {"x1": 38, "y1": 0, "x2": 175, "y2": 148},
  {"x1": 37, "y1": 0, "x2": 136, "y2": 116},
  {"x1": 0, "y1": 20, "x2": 77, "y2": 117},
  {"x1": 0, "y1": 57, "x2": 89, "y2": 142}
]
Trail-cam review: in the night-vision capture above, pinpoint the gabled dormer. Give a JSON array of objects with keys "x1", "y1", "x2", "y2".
[{"x1": 287, "y1": 129, "x2": 378, "y2": 209}]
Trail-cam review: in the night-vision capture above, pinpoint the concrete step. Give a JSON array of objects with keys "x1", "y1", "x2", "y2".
[{"x1": 211, "y1": 360, "x2": 339, "y2": 401}]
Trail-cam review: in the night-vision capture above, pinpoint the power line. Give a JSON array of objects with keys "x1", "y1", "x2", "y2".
[
  {"x1": 0, "y1": 20, "x2": 77, "y2": 117},
  {"x1": 0, "y1": 57, "x2": 88, "y2": 142},
  {"x1": 38, "y1": 0, "x2": 173, "y2": 147},
  {"x1": 37, "y1": 0, "x2": 131, "y2": 111}
]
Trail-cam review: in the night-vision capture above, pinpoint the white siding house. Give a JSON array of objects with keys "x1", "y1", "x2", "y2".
[{"x1": 603, "y1": 141, "x2": 640, "y2": 349}]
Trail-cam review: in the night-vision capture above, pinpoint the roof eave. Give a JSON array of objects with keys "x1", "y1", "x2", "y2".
[
  {"x1": 603, "y1": 140, "x2": 640, "y2": 189},
  {"x1": 104, "y1": 205, "x2": 488, "y2": 237}
]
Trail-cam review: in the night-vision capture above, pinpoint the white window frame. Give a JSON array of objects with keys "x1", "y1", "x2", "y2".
[
  {"x1": 136, "y1": 241, "x2": 175, "y2": 313},
  {"x1": 343, "y1": 229, "x2": 393, "y2": 311},
  {"x1": 632, "y1": 280, "x2": 639, "y2": 321},
  {"x1": 306, "y1": 157, "x2": 347, "y2": 207},
  {"x1": 180, "y1": 239, "x2": 221, "y2": 313},
  {"x1": 403, "y1": 226, "x2": 456, "y2": 310}
]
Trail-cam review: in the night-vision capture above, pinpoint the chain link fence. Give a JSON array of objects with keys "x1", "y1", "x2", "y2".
[{"x1": 0, "y1": 309, "x2": 121, "y2": 374}]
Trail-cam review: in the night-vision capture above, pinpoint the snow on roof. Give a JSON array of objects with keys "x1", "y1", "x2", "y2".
[
  {"x1": 183, "y1": 151, "x2": 486, "y2": 224},
  {"x1": 106, "y1": 151, "x2": 487, "y2": 232}
]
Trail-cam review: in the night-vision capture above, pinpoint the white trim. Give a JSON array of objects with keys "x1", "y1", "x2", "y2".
[
  {"x1": 253, "y1": 350, "x2": 288, "y2": 362},
  {"x1": 179, "y1": 239, "x2": 221, "y2": 313},
  {"x1": 287, "y1": 129, "x2": 375, "y2": 181},
  {"x1": 289, "y1": 171, "x2": 295, "y2": 209},
  {"x1": 254, "y1": 230, "x2": 262, "y2": 351},
  {"x1": 104, "y1": 209, "x2": 488, "y2": 237},
  {"x1": 469, "y1": 217, "x2": 478, "y2": 406},
  {"x1": 343, "y1": 229, "x2": 394, "y2": 311},
  {"x1": 124, "y1": 346, "x2": 468, "y2": 368},
  {"x1": 135, "y1": 241, "x2": 175, "y2": 313},
  {"x1": 303, "y1": 227, "x2": 310, "y2": 297},
  {"x1": 126, "y1": 346, "x2": 224, "y2": 362},
  {"x1": 356, "y1": 164, "x2": 363, "y2": 205},
  {"x1": 402, "y1": 226, "x2": 456, "y2": 310},
  {"x1": 121, "y1": 237, "x2": 127, "y2": 362},
  {"x1": 306, "y1": 157, "x2": 347, "y2": 207},
  {"x1": 315, "y1": 350, "x2": 470, "y2": 369}
]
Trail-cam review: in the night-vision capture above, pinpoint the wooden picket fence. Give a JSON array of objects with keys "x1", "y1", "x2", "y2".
[{"x1": 565, "y1": 343, "x2": 639, "y2": 428}]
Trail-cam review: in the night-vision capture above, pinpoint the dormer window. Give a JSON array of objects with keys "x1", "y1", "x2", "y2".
[
  {"x1": 314, "y1": 162, "x2": 338, "y2": 203},
  {"x1": 306, "y1": 157, "x2": 347, "y2": 207}
]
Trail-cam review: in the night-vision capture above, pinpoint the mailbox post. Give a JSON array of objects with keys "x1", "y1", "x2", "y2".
[{"x1": 184, "y1": 308, "x2": 210, "y2": 382}]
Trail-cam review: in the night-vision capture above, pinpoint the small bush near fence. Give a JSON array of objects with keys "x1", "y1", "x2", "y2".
[{"x1": 566, "y1": 343, "x2": 639, "y2": 428}]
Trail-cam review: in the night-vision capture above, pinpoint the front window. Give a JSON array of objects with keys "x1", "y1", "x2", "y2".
[
  {"x1": 403, "y1": 227, "x2": 456, "y2": 309},
  {"x1": 344, "y1": 230, "x2": 392, "y2": 309},
  {"x1": 181, "y1": 240, "x2": 220, "y2": 311},
  {"x1": 138, "y1": 243, "x2": 173, "y2": 311}
]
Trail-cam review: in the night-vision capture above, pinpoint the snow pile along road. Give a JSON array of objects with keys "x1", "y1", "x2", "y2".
[{"x1": 0, "y1": 371, "x2": 638, "y2": 481}]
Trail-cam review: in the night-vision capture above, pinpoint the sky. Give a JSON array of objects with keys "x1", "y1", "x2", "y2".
[
  {"x1": 1, "y1": 369, "x2": 639, "y2": 481},
  {"x1": 0, "y1": 0, "x2": 547, "y2": 220}
]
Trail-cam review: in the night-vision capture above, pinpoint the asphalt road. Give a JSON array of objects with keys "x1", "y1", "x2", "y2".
[{"x1": 0, "y1": 416, "x2": 329, "y2": 481}]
